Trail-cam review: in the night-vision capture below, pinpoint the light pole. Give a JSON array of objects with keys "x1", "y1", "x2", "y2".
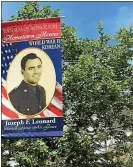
[{"x1": 125, "y1": 129, "x2": 132, "y2": 167}]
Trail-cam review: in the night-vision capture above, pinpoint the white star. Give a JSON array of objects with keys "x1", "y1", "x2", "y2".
[
  {"x1": 5, "y1": 63, "x2": 7, "y2": 67},
  {"x1": 3, "y1": 57, "x2": 5, "y2": 60},
  {"x1": 11, "y1": 55, "x2": 13, "y2": 58},
  {"x1": 2, "y1": 44, "x2": 5, "y2": 47},
  {"x1": 8, "y1": 49, "x2": 11, "y2": 53},
  {"x1": 6, "y1": 43, "x2": 8, "y2": 46},
  {"x1": 5, "y1": 50, "x2": 7, "y2": 53},
  {"x1": 10, "y1": 43, "x2": 12, "y2": 45},
  {"x1": 3, "y1": 70, "x2": 5, "y2": 74},
  {"x1": 7, "y1": 56, "x2": 9, "y2": 59},
  {"x1": 2, "y1": 64, "x2": 4, "y2": 67}
]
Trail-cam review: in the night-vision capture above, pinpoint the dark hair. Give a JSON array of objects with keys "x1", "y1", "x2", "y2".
[{"x1": 21, "y1": 53, "x2": 42, "y2": 70}]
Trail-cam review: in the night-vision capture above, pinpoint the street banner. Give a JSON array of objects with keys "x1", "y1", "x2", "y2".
[{"x1": 1, "y1": 18, "x2": 63, "y2": 138}]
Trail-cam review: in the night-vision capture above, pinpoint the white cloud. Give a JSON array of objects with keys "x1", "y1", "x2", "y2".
[
  {"x1": 105, "y1": 4, "x2": 133, "y2": 35},
  {"x1": 115, "y1": 5, "x2": 133, "y2": 29}
]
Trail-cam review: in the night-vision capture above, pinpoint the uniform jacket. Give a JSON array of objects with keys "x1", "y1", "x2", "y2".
[{"x1": 9, "y1": 80, "x2": 46, "y2": 115}]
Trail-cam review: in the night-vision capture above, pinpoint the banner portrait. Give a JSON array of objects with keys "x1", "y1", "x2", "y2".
[{"x1": 1, "y1": 18, "x2": 63, "y2": 138}]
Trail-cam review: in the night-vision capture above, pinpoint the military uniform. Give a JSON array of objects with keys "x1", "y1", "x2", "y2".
[{"x1": 9, "y1": 80, "x2": 46, "y2": 115}]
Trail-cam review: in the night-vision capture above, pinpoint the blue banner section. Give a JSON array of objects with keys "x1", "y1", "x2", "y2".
[
  {"x1": 2, "y1": 38, "x2": 62, "y2": 84},
  {"x1": 2, "y1": 131, "x2": 63, "y2": 138},
  {"x1": 2, "y1": 117, "x2": 63, "y2": 138}
]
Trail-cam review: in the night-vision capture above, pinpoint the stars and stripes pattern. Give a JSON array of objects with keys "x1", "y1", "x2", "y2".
[{"x1": 2, "y1": 43, "x2": 63, "y2": 120}]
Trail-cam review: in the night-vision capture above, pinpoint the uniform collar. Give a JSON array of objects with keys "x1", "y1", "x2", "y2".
[{"x1": 20, "y1": 80, "x2": 39, "y2": 88}]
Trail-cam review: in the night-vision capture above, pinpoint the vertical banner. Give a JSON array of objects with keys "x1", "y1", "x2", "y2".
[{"x1": 1, "y1": 18, "x2": 63, "y2": 138}]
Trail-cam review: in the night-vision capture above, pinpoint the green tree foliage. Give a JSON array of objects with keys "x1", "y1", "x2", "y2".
[
  {"x1": 62, "y1": 24, "x2": 133, "y2": 166},
  {"x1": 2, "y1": 2, "x2": 133, "y2": 167},
  {"x1": 9, "y1": 2, "x2": 61, "y2": 20}
]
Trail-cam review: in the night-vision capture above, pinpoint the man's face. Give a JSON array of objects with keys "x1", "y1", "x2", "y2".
[{"x1": 22, "y1": 58, "x2": 42, "y2": 84}]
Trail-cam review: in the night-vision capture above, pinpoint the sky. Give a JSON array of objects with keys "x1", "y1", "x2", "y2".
[{"x1": 2, "y1": 1, "x2": 133, "y2": 40}]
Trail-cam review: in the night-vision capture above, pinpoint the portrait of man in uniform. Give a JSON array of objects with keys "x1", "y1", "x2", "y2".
[{"x1": 8, "y1": 53, "x2": 46, "y2": 115}]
